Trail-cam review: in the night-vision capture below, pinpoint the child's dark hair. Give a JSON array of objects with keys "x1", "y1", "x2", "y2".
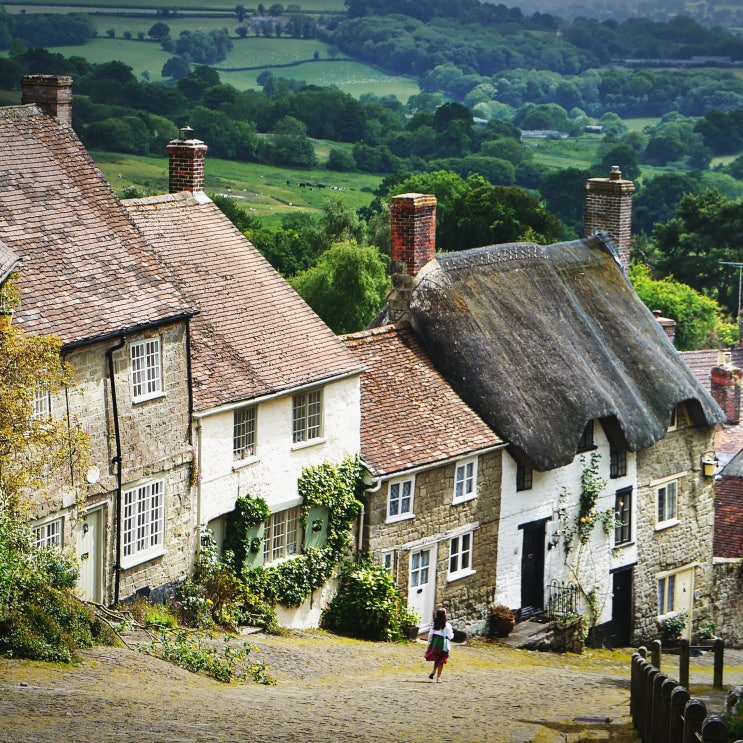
[{"x1": 433, "y1": 608, "x2": 446, "y2": 630}]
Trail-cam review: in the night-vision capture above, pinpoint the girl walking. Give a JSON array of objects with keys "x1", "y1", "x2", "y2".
[{"x1": 424, "y1": 608, "x2": 454, "y2": 682}]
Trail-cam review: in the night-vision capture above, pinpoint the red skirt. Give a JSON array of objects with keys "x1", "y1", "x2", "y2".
[{"x1": 424, "y1": 634, "x2": 449, "y2": 663}]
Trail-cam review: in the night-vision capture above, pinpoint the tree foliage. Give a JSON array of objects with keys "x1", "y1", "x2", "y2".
[{"x1": 289, "y1": 241, "x2": 389, "y2": 334}]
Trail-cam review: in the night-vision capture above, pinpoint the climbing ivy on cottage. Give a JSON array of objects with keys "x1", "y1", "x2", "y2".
[{"x1": 225, "y1": 456, "x2": 364, "y2": 609}]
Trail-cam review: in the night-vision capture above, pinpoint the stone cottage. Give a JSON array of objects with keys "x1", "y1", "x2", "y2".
[
  {"x1": 367, "y1": 178, "x2": 723, "y2": 645},
  {"x1": 1, "y1": 75, "x2": 199, "y2": 604},
  {"x1": 343, "y1": 323, "x2": 504, "y2": 633}
]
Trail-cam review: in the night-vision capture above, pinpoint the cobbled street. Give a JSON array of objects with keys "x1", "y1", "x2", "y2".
[{"x1": 1, "y1": 630, "x2": 741, "y2": 743}]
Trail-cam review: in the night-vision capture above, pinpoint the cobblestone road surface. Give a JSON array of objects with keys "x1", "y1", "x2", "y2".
[{"x1": 0, "y1": 631, "x2": 740, "y2": 743}]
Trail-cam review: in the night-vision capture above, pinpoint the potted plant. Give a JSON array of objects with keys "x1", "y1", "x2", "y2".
[
  {"x1": 401, "y1": 609, "x2": 421, "y2": 641},
  {"x1": 490, "y1": 604, "x2": 516, "y2": 637},
  {"x1": 694, "y1": 619, "x2": 717, "y2": 646},
  {"x1": 658, "y1": 611, "x2": 687, "y2": 647}
]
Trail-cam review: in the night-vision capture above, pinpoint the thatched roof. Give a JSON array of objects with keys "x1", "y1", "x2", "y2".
[{"x1": 406, "y1": 233, "x2": 724, "y2": 471}]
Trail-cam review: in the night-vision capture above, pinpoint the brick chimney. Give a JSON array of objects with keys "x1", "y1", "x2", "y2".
[
  {"x1": 21, "y1": 75, "x2": 73, "y2": 125},
  {"x1": 390, "y1": 193, "x2": 437, "y2": 277},
  {"x1": 652, "y1": 309, "x2": 677, "y2": 345},
  {"x1": 387, "y1": 193, "x2": 437, "y2": 323},
  {"x1": 711, "y1": 352, "x2": 741, "y2": 425},
  {"x1": 584, "y1": 166, "x2": 634, "y2": 272},
  {"x1": 166, "y1": 126, "x2": 208, "y2": 193}
]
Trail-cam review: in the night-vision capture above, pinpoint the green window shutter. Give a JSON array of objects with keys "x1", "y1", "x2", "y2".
[
  {"x1": 304, "y1": 505, "x2": 328, "y2": 549},
  {"x1": 244, "y1": 524, "x2": 265, "y2": 568}
]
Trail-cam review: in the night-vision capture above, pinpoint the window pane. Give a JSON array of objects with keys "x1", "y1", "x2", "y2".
[
  {"x1": 658, "y1": 486, "x2": 666, "y2": 522},
  {"x1": 131, "y1": 339, "x2": 162, "y2": 399},
  {"x1": 292, "y1": 389, "x2": 322, "y2": 443},
  {"x1": 450, "y1": 536, "x2": 459, "y2": 573},
  {"x1": 233, "y1": 406, "x2": 256, "y2": 459},
  {"x1": 667, "y1": 481, "x2": 677, "y2": 520},
  {"x1": 666, "y1": 575, "x2": 675, "y2": 613},
  {"x1": 401, "y1": 480, "x2": 411, "y2": 513},
  {"x1": 389, "y1": 483, "x2": 399, "y2": 516},
  {"x1": 657, "y1": 579, "x2": 665, "y2": 615}
]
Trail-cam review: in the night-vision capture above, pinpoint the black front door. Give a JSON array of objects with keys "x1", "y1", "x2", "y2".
[
  {"x1": 610, "y1": 567, "x2": 634, "y2": 648},
  {"x1": 521, "y1": 523, "x2": 545, "y2": 611}
]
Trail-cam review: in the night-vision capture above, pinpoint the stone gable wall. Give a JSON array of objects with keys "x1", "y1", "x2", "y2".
[
  {"x1": 633, "y1": 416, "x2": 716, "y2": 644},
  {"x1": 711, "y1": 562, "x2": 743, "y2": 646}
]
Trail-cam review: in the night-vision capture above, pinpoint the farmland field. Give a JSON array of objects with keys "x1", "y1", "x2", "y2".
[{"x1": 93, "y1": 150, "x2": 383, "y2": 229}]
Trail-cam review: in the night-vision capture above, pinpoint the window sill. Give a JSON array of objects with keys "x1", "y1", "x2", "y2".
[
  {"x1": 614, "y1": 540, "x2": 635, "y2": 550},
  {"x1": 452, "y1": 493, "x2": 477, "y2": 506},
  {"x1": 233, "y1": 455, "x2": 259, "y2": 471},
  {"x1": 655, "y1": 519, "x2": 679, "y2": 532},
  {"x1": 291, "y1": 437, "x2": 326, "y2": 452},
  {"x1": 121, "y1": 546, "x2": 166, "y2": 571},
  {"x1": 132, "y1": 391, "x2": 166, "y2": 405},
  {"x1": 447, "y1": 568, "x2": 476, "y2": 583},
  {"x1": 386, "y1": 512, "x2": 414, "y2": 525}
]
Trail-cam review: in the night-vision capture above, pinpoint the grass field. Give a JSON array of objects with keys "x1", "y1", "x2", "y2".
[
  {"x1": 93, "y1": 149, "x2": 383, "y2": 228},
  {"x1": 4, "y1": 0, "x2": 348, "y2": 11}
]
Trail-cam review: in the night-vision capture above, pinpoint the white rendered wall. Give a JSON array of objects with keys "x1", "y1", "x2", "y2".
[
  {"x1": 496, "y1": 425, "x2": 637, "y2": 625},
  {"x1": 197, "y1": 375, "x2": 361, "y2": 529}
]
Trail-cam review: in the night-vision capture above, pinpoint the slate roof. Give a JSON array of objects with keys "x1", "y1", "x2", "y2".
[
  {"x1": 343, "y1": 323, "x2": 502, "y2": 477},
  {"x1": 124, "y1": 192, "x2": 363, "y2": 411},
  {"x1": 402, "y1": 234, "x2": 724, "y2": 471},
  {"x1": 0, "y1": 105, "x2": 196, "y2": 346}
]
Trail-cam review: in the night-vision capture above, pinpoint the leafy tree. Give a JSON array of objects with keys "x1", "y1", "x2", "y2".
[
  {"x1": 162, "y1": 55, "x2": 190, "y2": 81},
  {"x1": 148, "y1": 22, "x2": 171, "y2": 41},
  {"x1": 210, "y1": 194, "x2": 261, "y2": 234},
  {"x1": 0, "y1": 278, "x2": 106, "y2": 662},
  {"x1": 651, "y1": 190, "x2": 743, "y2": 315},
  {"x1": 598, "y1": 145, "x2": 640, "y2": 182},
  {"x1": 289, "y1": 241, "x2": 389, "y2": 333},
  {"x1": 326, "y1": 147, "x2": 356, "y2": 171},
  {"x1": 538, "y1": 167, "x2": 592, "y2": 238},
  {"x1": 629, "y1": 263, "x2": 733, "y2": 351},
  {"x1": 262, "y1": 115, "x2": 316, "y2": 167},
  {"x1": 632, "y1": 173, "x2": 701, "y2": 236}
]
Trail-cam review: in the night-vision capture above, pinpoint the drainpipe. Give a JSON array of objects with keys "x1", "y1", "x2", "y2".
[
  {"x1": 106, "y1": 335, "x2": 126, "y2": 606},
  {"x1": 358, "y1": 462, "x2": 382, "y2": 557}
]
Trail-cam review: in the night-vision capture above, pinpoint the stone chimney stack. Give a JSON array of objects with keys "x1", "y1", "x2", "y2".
[
  {"x1": 584, "y1": 166, "x2": 635, "y2": 272},
  {"x1": 387, "y1": 193, "x2": 437, "y2": 323},
  {"x1": 166, "y1": 126, "x2": 208, "y2": 193},
  {"x1": 21, "y1": 75, "x2": 73, "y2": 125},
  {"x1": 652, "y1": 309, "x2": 677, "y2": 345},
  {"x1": 711, "y1": 352, "x2": 741, "y2": 425}
]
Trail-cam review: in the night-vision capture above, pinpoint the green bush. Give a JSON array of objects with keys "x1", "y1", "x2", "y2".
[{"x1": 320, "y1": 556, "x2": 416, "y2": 642}]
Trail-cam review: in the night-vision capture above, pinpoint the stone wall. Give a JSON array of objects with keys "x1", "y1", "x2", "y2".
[
  {"x1": 633, "y1": 409, "x2": 716, "y2": 644},
  {"x1": 712, "y1": 561, "x2": 743, "y2": 647},
  {"x1": 367, "y1": 450, "x2": 502, "y2": 636}
]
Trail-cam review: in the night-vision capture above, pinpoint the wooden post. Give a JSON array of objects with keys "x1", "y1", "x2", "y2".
[
  {"x1": 670, "y1": 687, "x2": 690, "y2": 742},
  {"x1": 659, "y1": 678, "x2": 678, "y2": 743},
  {"x1": 653, "y1": 672, "x2": 668, "y2": 743},
  {"x1": 635, "y1": 657, "x2": 650, "y2": 738},
  {"x1": 683, "y1": 698, "x2": 707, "y2": 743},
  {"x1": 713, "y1": 638, "x2": 724, "y2": 689},
  {"x1": 701, "y1": 716, "x2": 729, "y2": 743},
  {"x1": 651, "y1": 639, "x2": 662, "y2": 670},
  {"x1": 631, "y1": 653, "x2": 642, "y2": 727},
  {"x1": 645, "y1": 666, "x2": 659, "y2": 742},
  {"x1": 678, "y1": 638, "x2": 689, "y2": 689}
]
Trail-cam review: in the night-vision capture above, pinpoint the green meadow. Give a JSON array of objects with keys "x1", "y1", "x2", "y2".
[{"x1": 93, "y1": 149, "x2": 383, "y2": 229}]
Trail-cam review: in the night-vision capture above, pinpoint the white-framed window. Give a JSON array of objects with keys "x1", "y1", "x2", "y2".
[
  {"x1": 387, "y1": 476, "x2": 414, "y2": 522},
  {"x1": 657, "y1": 573, "x2": 676, "y2": 615},
  {"x1": 448, "y1": 531, "x2": 474, "y2": 580},
  {"x1": 614, "y1": 487, "x2": 632, "y2": 546},
  {"x1": 233, "y1": 405, "x2": 256, "y2": 460},
  {"x1": 122, "y1": 479, "x2": 164, "y2": 567},
  {"x1": 263, "y1": 506, "x2": 302, "y2": 563},
  {"x1": 453, "y1": 458, "x2": 477, "y2": 503},
  {"x1": 32, "y1": 386, "x2": 51, "y2": 420},
  {"x1": 667, "y1": 406, "x2": 678, "y2": 431},
  {"x1": 130, "y1": 338, "x2": 163, "y2": 401},
  {"x1": 382, "y1": 551, "x2": 395, "y2": 574},
  {"x1": 656, "y1": 478, "x2": 678, "y2": 526},
  {"x1": 32, "y1": 517, "x2": 63, "y2": 549},
  {"x1": 292, "y1": 388, "x2": 323, "y2": 443}
]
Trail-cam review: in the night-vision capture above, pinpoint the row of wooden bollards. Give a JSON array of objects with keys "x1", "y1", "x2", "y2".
[
  {"x1": 646, "y1": 637, "x2": 725, "y2": 689},
  {"x1": 631, "y1": 642, "x2": 739, "y2": 743}
]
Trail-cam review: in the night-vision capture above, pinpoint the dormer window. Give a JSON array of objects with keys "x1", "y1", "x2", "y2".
[
  {"x1": 577, "y1": 421, "x2": 594, "y2": 452},
  {"x1": 516, "y1": 461, "x2": 533, "y2": 491}
]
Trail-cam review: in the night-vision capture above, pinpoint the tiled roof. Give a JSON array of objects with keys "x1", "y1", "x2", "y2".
[
  {"x1": 342, "y1": 323, "x2": 502, "y2": 476},
  {"x1": 0, "y1": 106, "x2": 195, "y2": 345},
  {"x1": 681, "y1": 349, "x2": 743, "y2": 458},
  {"x1": 124, "y1": 192, "x2": 363, "y2": 411}
]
